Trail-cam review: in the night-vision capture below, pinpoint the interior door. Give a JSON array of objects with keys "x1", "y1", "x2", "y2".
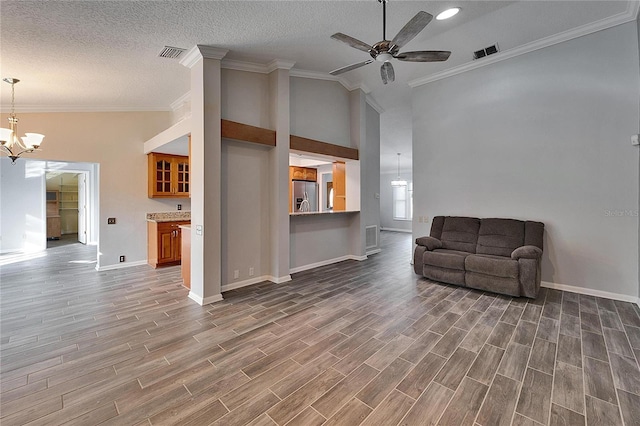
[{"x1": 77, "y1": 173, "x2": 87, "y2": 244}]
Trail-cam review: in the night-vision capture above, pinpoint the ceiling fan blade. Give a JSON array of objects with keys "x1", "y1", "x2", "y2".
[
  {"x1": 380, "y1": 61, "x2": 395, "y2": 85},
  {"x1": 331, "y1": 33, "x2": 373, "y2": 53},
  {"x1": 394, "y1": 50, "x2": 451, "y2": 62},
  {"x1": 391, "y1": 11, "x2": 433, "y2": 51},
  {"x1": 329, "y1": 59, "x2": 374, "y2": 76}
]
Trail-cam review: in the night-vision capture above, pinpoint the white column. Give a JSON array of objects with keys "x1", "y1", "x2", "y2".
[
  {"x1": 268, "y1": 60, "x2": 294, "y2": 283},
  {"x1": 180, "y1": 45, "x2": 228, "y2": 305}
]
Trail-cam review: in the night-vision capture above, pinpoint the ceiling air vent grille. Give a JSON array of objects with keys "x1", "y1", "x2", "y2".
[
  {"x1": 473, "y1": 43, "x2": 499, "y2": 60},
  {"x1": 158, "y1": 46, "x2": 187, "y2": 59}
]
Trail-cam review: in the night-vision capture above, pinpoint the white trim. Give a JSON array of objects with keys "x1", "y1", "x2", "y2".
[
  {"x1": 289, "y1": 254, "x2": 368, "y2": 274},
  {"x1": 222, "y1": 275, "x2": 270, "y2": 292},
  {"x1": 143, "y1": 116, "x2": 191, "y2": 154},
  {"x1": 222, "y1": 59, "x2": 271, "y2": 74},
  {"x1": 0, "y1": 105, "x2": 171, "y2": 113},
  {"x1": 266, "y1": 275, "x2": 292, "y2": 284},
  {"x1": 188, "y1": 292, "x2": 224, "y2": 306},
  {"x1": 541, "y1": 281, "x2": 640, "y2": 306},
  {"x1": 95, "y1": 260, "x2": 147, "y2": 271},
  {"x1": 366, "y1": 248, "x2": 382, "y2": 256},
  {"x1": 365, "y1": 95, "x2": 384, "y2": 114},
  {"x1": 169, "y1": 91, "x2": 191, "y2": 112},
  {"x1": 180, "y1": 45, "x2": 228, "y2": 68},
  {"x1": 267, "y1": 59, "x2": 296, "y2": 72},
  {"x1": 381, "y1": 227, "x2": 412, "y2": 234},
  {"x1": 409, "y1": 5, "x2": 639, "y2": 88}
]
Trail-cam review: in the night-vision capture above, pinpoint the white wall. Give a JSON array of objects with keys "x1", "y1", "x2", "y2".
[
  {"x1": 380, "y1": 171, "x2": 412, "y2": 232},
  {"x1": 0, "y1": 111, "x2": 185, "y2": 269},
  {"x1": 0, "y1": 159, "x2": 46, "y2": 253},
  {"x1": 290, "y1": 77, "x2": 351, "y2": 147},
  {"x1": 412, "y1": 22, "x2": 640, "y2": 299}
]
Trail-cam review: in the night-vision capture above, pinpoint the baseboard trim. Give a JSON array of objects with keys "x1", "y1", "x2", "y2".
[
  {"x1": 366, "y1": 248, "x2": 382, "y2": 256},
  {"x1": 541, "y1": 281, "x2": 640, "y2": 307},
  {"x1": 380, "y1": 228, "x2": 412, "y2": 233},
  {"x1": 188, "y1": 292, "x2": 223, "y2": 306},
  {"x1": 290, "y1": 255, "x2": 368, "y2": 274},
  {"x1": 267, "y1": 275, "x2": 292, "y2": 284},
  {"x1": 95, "y1": 260, "x2": 147, "y2": 271},
  {"x1": 222, "y1": 276, "x2": 271, "y2": 292}
]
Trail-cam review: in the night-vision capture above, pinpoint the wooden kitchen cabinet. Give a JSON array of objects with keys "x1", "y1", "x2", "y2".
[
  {"x1": 332, "y1": 161, "x2": 346, "y2": 211},
  {"x1": 147, "y1": 220, "x2": 190, "y2": 268},
  {"x1": 148, "y1": 153, "x2": 190, "y2": 198},
  {"x1": 289, "y1": 166, "x2": 317, "y2": 182}
]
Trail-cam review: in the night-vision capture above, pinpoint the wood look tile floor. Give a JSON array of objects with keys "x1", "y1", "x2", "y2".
[{"x1": 2, "y1": 232, "x2": 640, "y2": 425}]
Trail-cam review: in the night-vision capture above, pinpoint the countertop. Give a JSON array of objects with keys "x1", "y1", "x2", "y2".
[
  {"x1": 290, "y1": 210, "x2": 359, "y2": 216},
  {"x1": 146, "y1": 211, "x2": 191, "y2": 222}
]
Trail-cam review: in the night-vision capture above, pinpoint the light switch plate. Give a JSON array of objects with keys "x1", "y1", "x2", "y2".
[{"x1": 632, "y1": 134, "x2": 639, "y2": 146}]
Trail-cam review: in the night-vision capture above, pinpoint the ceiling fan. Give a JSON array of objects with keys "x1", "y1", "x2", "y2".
[{"x1": 330, "y1": 0, "x2": 451, "y2": 84}]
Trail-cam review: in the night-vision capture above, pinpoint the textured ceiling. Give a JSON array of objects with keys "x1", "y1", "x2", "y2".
[{"x1": 0, "y1": 0, "x2": 635, "y2": 172}]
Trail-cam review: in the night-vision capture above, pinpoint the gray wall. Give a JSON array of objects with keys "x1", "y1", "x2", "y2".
[
  {"x1": 380, "y1": 171, "x2": 412, "y2": 232},
  {"x1": 290, "y1": 77, "x2": 351, "y2": 147},
  {"x1": 412, "y1": 22, "x2": 640, "y2": 298}
]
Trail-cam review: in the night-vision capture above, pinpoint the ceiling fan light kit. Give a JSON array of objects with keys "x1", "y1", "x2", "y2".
[
  {"x1": 436, "y1": 7, "x2": 461, "y2": 21},
  {"x1": 0, "y1": 78, "x2": 45, "y2": 164},
  {"x1": 330, "y1": 0, "x2": 453, "y2": 84}
]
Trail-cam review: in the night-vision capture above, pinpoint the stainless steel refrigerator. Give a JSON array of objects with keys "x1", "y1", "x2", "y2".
[{"x1": 292, "y1": 180, "x2": 318, "y2": 212}]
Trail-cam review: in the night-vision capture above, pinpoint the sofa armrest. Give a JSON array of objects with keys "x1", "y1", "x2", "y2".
[
  {"x1": 511, "y1": 245, "x2": 542, "y2": 260},
  {"x1": 415, "y1": 236, "x2": 442, "y2": 251}
]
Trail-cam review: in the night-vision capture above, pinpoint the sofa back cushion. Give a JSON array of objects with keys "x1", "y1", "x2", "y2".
[
  {"x1": 476, "y1": 218, "x2": 525, "y2": 257},
  {"x1": 430, "y1": 216, "x2": 480, "y2": 253}
]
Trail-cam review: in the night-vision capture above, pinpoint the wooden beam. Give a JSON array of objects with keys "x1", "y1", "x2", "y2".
[
  {"x1": 221, "y1": 119, "x2": 276, "y2": 147},
  {"x1": 290, "y1": 135, "x2": 359, "y2": 160}
]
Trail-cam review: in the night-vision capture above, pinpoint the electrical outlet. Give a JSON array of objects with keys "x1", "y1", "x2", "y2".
[
  {"x1": 233, "y1": 270, "x2": 239, "y2": 279},
  {"x1": 177, "y1": 204, "x2": 182, "y2": 210},
  {"x1": 107, "y1": 218, "x2": 116, "y2": 225},
  {"x1": 249, "y1": 267, "x2": 254, "y2": 276},
  {"x1": 119, "y1": 255, "x2": 125, "y2": 262}
]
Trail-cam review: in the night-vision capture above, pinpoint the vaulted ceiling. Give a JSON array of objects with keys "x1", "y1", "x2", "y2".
[{"x1": 1, "y1": 1, "x2": 637, "y2": 172}]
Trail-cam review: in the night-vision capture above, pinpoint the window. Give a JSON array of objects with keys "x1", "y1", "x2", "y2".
[{"x1": 392, "y1": 182, "x2": 413, "y2": 220}]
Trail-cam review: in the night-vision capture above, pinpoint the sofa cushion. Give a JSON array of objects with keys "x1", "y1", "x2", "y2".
[
  {"x1": 476, "y1": 218, "x2": 525, "y2": 257},
  {"x1": 439, "y1": 217, "x2": 480, "y2": 253},
  {"x1": 424, "y1": 249, "x2": 471, "y2": 271},
  {"x1": 424, "y1": 266, "x2": 466, "y2": 286},
  {"x1": 465, "y1": 254, "x2": 519, "y2": 279}
]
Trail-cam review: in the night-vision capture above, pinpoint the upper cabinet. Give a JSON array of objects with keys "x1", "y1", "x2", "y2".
[
  {"x1": 148, "y1": 153, "x2": 190, "y2": 198},
  {"x1": 289, "y1": 166, "x2": 317, "y2": 182}
]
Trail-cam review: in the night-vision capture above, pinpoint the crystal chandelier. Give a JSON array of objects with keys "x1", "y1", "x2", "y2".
[{"x1": 1, "y1": 78, "x2": 45, "y2": 164}]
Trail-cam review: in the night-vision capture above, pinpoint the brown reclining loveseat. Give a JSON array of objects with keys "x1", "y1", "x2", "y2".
[{"x1": 414, "y1": 216, "x2": 544, "y2": 298}]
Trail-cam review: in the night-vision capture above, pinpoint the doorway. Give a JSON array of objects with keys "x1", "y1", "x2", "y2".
[{"x1": 45, "y1": 171, "x2": 89, "y2": 247}]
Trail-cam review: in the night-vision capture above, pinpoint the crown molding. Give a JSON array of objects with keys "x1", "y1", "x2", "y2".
[
  {"x1": 180, "y1": 45, "x2": 229, "y2": 68},
  {"x1": 0, "y1": 105, "x2": 171, "y2": 113},
  {"x1": 267, "y1": 59, "x2": 296, "y2": 72},
  {"x1": 366, "y1": 95, "x2": 384, "y2": 114},
  {"x1": 169, "y1": 91, "x2": 191, "y2": 111},
  {"x1": 222, "y1": 59, "x2": 270, "y2": 74},
  {"x1": 409, "y1": 4, "x2": 639, "y2": 88}
]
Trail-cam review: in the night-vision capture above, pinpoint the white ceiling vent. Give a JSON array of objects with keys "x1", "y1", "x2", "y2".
[
  {"x1": 158, "y1": 46, "x2": 187, "y2": 59},
  {"x1": 473, "y1": 43, "x2": 499, "y2": 60}
]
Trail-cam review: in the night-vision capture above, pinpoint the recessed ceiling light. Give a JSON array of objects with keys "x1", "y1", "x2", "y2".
[{"x1": 436, "y1": 7, "x2": 460, "y2": 20}]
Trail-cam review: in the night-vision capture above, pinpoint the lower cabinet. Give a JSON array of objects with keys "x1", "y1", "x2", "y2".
[{"x1": 147, "y1": 220, "x2": 190, "y2": 268}]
